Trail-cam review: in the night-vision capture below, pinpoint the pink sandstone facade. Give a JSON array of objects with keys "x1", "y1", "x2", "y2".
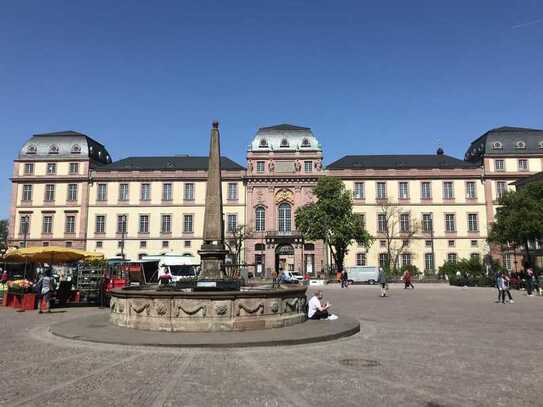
[{"x1": 244, "y1": 124, "x2": 325, "y2": 277}]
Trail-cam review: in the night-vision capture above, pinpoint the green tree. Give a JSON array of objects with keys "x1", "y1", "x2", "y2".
[
  {"x1": 225, "y1": 224, "x2": 249, "y2": 276},
  {"x1": 295, "y1": 176, "x2": 373, "y2": 274},
  {"x1": 488, "y1": 181, "x2": 543, "y2": 264}
]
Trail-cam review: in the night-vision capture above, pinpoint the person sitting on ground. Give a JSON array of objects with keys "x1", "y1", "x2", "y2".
[
  {"x1": 307, "y1": 290, "x2": 337, "y2": 320},
  {"x1": 159, "y1": 268, "x2": 173, "y2": 285}
]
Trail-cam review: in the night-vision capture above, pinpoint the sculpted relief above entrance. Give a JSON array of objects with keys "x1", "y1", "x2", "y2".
[{"x1": 274, "y1": 189, "x2": 294, "y2": 205}]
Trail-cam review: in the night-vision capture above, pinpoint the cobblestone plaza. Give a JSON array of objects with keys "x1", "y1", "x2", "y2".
[{"x1": 1, "y1": 284, "x2": 541, "y2": 407}]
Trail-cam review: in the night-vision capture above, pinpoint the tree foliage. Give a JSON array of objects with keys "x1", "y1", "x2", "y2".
[
  {"x1": 378, "y1": 202, "x2": 421, "y2": 275},
  {"x1": 295, "y1": 176, "x2": 373, "y2": 273},
  {"x1": 488, "y1": 181, "x2": 543, "y2": 263},
  {"x1": 438, "y1": 257, "x2": 499, "y2": 287},
  {"x1": 225, "y1": 224, "x2": 249, "y2": 277}
]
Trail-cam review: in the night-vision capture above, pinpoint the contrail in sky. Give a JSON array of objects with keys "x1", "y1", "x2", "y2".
[{"x1": 512, "y1": 17, "x2": 543, "y2": 29}]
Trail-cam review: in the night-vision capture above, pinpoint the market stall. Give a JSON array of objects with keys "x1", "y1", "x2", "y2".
[{"x1": 2, "y1": 247, "x2": 104, "y2": 309}]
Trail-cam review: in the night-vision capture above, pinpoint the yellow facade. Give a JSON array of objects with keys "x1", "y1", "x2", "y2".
[
  {"x1": 8, "y1": 126, "x2": 543, "y2": 274},
  {"x1": 86, "y1": 178, "x2": 246, "y2": 259},
  {"x1": 338, "y1": 176, "x2": 487, "y2": 272}
]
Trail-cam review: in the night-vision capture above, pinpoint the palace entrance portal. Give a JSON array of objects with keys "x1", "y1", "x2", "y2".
[{"x1": 275, "y1": 244, "x2": 295, "y2": 273}]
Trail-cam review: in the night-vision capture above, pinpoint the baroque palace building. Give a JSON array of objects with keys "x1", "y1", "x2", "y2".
[{"x1": 8, "y1": 124, "x2": 543, "y2": 276}]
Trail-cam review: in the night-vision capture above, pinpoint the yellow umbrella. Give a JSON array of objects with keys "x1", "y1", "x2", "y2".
[
  {"x1": 3, "y1": 248, "x2": 25, "y2": 262},
  {"x1": 3, "y1": 246, "x2": 104, "y2": 264}
]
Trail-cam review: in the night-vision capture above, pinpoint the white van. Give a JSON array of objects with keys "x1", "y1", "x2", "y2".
[
  {"x1": 347, "y1": 266, "x2": 379, "y2": 284},
  {"x1": 142, "y1": 253, "x2": 199, "y2": 283}
]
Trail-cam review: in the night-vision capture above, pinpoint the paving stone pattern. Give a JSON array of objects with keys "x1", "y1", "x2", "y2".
[{"x1": 1, "y1": 284, "x2": 542, "y2": 407}]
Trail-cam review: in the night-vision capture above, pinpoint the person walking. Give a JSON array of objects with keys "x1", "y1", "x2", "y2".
[
  {"x1": 341, "y1": 269, "x2": 349, "y2": 288},
  {"x1": 494, "y1": 270, "x2": 501, "y2": 303},
  {"x1": 402, "y1": 269, "x2": 414, "y2": 289},
  {"x1": 498, "y1": 272, "x2": 514, "y2": 304},
  {"x1": 271, "y1": 270, "x2": 278, "y2": 288},
  {"x1": 378, "y1": 267, "x2": 387, "y2": 297},
  {"x1": 37, "y1": 269, "x2": 56, "y2": 313},
  {"x1": 526, "y1": 267, "x2": 535, "y2": 296}
]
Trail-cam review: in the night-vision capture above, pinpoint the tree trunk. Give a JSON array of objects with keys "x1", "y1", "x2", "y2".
[{"x1": 524, "y1": 239, "x2": 532, "y2": 267}]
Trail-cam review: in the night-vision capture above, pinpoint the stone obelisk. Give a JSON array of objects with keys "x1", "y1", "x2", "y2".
[{"x1": 198, "y1": 121, "x2": 231, "y2": 286}]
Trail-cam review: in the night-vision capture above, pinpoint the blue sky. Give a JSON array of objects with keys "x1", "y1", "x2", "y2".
[{"x1": 1, "y1": 0, "x2": 543, "y2": 217}]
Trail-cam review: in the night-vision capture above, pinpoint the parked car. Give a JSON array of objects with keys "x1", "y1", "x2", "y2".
[
  {"x1": 278, "y1": 271, "x2": 300, "y2": 284},
  {"x1": 347, "y1": 266, "x2": 379, "y2": 284},
  {"x1": 291, "y1": 271, "x2": 305, "y2": 282}
]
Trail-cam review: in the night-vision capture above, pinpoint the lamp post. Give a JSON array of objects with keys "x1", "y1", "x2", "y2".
[
  {"x1": 21, "y1": 215, "x2": 29, "y2": 280},
  {"x1": 21, "y1": 215, "x2": 29, "y2": 248},
  {"x1": 430, "y1": 214, "x2": 436, "y2": 275},
  {"x1": 120, "y1": 215, "x2": 127, "y2": 261}
]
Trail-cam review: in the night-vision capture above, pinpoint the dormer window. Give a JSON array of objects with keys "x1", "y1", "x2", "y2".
[
  {"x1": 280, "y1": 138, "x2": 289, "y2": 148},
  {"x1": 71, "y1": 144, "x2": 81, "y2": 154},
  {"x1": 48, "y1": 145, "x2": 59, "y2": 154},
  {"x1": 259, "y1": 138, "x2": 268, "y2": 148},
  {"x1": 492, "y1": 141, "x2": 503, "y2": 150},
  {"x1": 515, "y1": 140, "x2": 526, "y2": 149},
  {"x1": 26, "y1": 144, "x2": 37, "y2": 154},
  {"x1": 539, "y1": 141, "x2": 543, "y2": 149},
  {"x1": 301, "y1": 138, "x2": 311, "y2": 147}
]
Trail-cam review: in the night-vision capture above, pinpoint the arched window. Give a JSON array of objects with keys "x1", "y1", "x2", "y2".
[
  {"x1": 48, "y1": 145, "x2": 59, "y2": 154},
  {"x1": 280, "y1": 138, "x2": 289, "y2": 148},
  {"x1": 259, "y1": 138, "x2": 268, "y2": 148},
  {"x1": 255, "y1": 206, "x2": 265, "y2": 232},
  {"x1": 301, "y1": 138, "x2": 311, "y2": 147},
  {"x1": 278, "y1": 203, "x2": 291, "y2": 232},
  {"x1": 515, "y1": 140, "x2": 526, "y2": 149},
  {"x1": 539, "y1": 141, "x2": 543, "y2": 149},
  {"x1": 71, "y1": 144, "x2": 81, "y2": 154}
]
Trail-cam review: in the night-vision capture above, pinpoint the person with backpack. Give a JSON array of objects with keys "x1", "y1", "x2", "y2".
[{"x1": 36, "y1": 269, "x2": 56, "y2": 313}]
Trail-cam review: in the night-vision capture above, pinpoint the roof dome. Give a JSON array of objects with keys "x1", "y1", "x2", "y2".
[
  {"x1": 249, "y1": 124, "x2": 322, "y2": 152},
  {"x1": 18, "y1": 130, "x2": 112, "y2": 165}
]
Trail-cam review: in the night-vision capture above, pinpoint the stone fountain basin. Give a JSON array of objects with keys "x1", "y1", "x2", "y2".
[{"x1": 110, "y1": 286, "x2": 307, "y2": 332}]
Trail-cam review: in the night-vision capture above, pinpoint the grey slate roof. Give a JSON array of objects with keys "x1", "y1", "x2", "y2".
[
  {"x1": 249, "y1": 123, "x2": 322, "y2": 152},
  {"x1": 258, "y1": 124, "x2": 311, "y2": 132},
  {"x1": 95, "y1": 156, "x2": 244, "y2": 171},
  {"x1": 327, "y1": 154, "x2": 479, "y2": 170},
  {"x1": 465, "y1": 126, "x2": 543, "y2": 163},
  {"x1": 19, "y1": 130, "x2": 112, "y2": 165}
]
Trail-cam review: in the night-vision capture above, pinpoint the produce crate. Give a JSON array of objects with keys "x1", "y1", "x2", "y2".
[{"x1": 5, "y1": 292, "x2": 37, "y2": 310}]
